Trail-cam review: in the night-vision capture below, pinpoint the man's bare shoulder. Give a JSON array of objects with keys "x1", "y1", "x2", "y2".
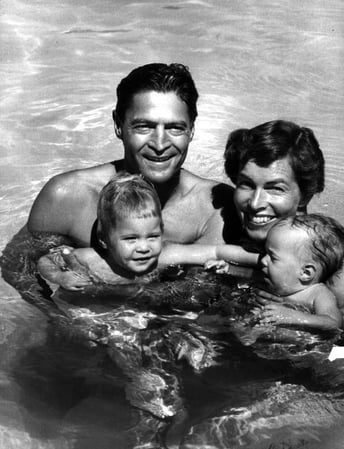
[
  {"x1": 45, "y1": 162, "x2": 117, "y2": 198},
  {"x1": 28, "y1": 161, "x2": 118, "y2": 235},
  {"x1": 180, "y1": 169, "x2": 234, "y2": 207},
  {"x1": 181, "y1": 168, "x2": 219, "y2": 189}
]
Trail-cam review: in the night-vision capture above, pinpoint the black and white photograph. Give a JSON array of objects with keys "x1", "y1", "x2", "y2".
[{"x1": 1, "y1": 1, "x2": 344, "y2": 448}]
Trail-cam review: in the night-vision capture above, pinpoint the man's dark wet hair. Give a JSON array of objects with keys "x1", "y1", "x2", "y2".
[
  {"x1": 275, "y1": 214, "x2": 344, "y2": 282},
  {"x1": 224, "y1": 120, "x2": 325, "y2": 207},
  {"x1": 114, "y1": 63, "x2": 198, "y2": 124}
]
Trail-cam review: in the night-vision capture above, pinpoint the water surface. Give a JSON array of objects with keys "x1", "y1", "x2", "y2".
[{"x1": 1, "y1": 0, "x2": 344, "y2": 447}]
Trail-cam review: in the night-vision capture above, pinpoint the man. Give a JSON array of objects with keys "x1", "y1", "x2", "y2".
[{"x1": 28, "y1": 63, "x2": 230, "y2": 247}]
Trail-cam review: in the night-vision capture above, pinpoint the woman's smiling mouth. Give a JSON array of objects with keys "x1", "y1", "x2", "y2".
[{"x1": 246, "y1": 214, "x2": 276, "y2": 226}]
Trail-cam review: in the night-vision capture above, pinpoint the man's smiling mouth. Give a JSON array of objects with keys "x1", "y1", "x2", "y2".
[{"x1": 144, "y1": 154, "x2": 174, "y2": 163}]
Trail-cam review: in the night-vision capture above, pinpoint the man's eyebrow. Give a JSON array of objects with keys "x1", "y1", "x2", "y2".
[
  {"x1": 130, "y1": 118, "x2": 189, "y2": 126},
  {"x1": 165, "y1": 121, "x2": 189, "y2": 127},
  {"x1": 130, "y1": 118, "x2": 152, "y2": 125}
]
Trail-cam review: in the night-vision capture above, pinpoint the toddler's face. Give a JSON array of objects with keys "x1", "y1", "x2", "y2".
[
  {"x1": 105, "y1": 212, "x2": 162, "y2": 275},
  {"x1": 260, "y1": 225, "x2": 309, "y2": 296}
]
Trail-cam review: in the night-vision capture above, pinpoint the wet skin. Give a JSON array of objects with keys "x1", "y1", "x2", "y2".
[
  {"x1": 28, "y1": 89, "x2": 225, "y2": 246},
  {"x1": 115, "y1": 91, "x2": 194, "y2": 185},
  {"x1": 234, "y1": 158, "x2": 303, "y2": 243},
  {"x1": 260, "y1": 225, "x2": 311, "y2": 296},
  {"x1": 102, "y1": 214, "x2": 163, "y2": 276}
]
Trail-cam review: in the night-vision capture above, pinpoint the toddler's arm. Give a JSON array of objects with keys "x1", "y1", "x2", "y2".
[{"x1": 159, "y1": 243, "x2": 259, "y2": 267}]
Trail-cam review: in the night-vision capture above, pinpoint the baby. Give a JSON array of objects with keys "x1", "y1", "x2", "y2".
[
  {"x1": 258, "y1": 214, "x2": 344, "y2": 331},
  {"x1": 38, "y1": 173, "x2": 258, "y2": 290}
]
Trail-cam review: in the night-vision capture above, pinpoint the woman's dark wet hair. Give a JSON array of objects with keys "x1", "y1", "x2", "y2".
[
  {"x1": 224, "y1": 120, "x2": 325, "y2": 206},
  {"x1": 275, "y1": 214, "x2": 344, "y2": 282},
  {"x1": 114, "y1": 63, "x2": 198, "y2": 124}
]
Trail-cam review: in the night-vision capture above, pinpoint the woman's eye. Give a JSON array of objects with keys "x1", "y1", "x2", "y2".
[
  {"x1": 268, "y1": 186, "x2": 285, "y2": 193},
  {"x1": 237, "y1": 180, "x2": 253, "y2": 189}
]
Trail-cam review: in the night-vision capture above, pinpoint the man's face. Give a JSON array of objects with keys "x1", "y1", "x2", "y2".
[{"x1": 116, "y1": 91, "x2": 194, "y2": 184}]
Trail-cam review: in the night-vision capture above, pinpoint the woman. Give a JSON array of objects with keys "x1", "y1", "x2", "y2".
[{"x1": 223, "y1": 119, "x2": 344, "y2": 312}]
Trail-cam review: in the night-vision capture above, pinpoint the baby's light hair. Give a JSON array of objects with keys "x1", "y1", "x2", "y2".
[
  {"x1": 274, "y1": 214, "x2": 344, "y2": 281},
  {"x1": 97, "y1": 172, "x2": 163, "y2": 237}
]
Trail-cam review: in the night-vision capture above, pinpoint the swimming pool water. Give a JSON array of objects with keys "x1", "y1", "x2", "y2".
[{"x1": 1, "y1": 0, "x2": 344, "y2": 447}]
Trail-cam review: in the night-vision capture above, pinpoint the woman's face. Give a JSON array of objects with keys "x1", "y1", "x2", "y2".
[{"x1": 233, "y1": 157, "x2": 303, "y2": 242}]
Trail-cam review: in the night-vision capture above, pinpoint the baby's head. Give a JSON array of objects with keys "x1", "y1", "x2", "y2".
[
  {"x1": 261, "y1": 213, "x2": 344, "y2": 295},
  {"x1": 97, "y1": 173, "x2": 163, "y2": 275}
]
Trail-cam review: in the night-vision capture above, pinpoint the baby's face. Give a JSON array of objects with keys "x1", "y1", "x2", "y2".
[
  {"x1": 260, "y1": 225, "x2": 309, "y2": 295},
  {"x1": 106, "y1": 212, "x2": 162, "y2": 275}
]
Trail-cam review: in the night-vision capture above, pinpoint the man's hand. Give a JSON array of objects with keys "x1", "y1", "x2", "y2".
[{"x1": 57, "y1": 271, "x2": 92, "y2": 291}]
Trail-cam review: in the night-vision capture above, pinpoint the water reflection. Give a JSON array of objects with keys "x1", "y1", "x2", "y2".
[{"x1": 2, "y1": 226, "x2": 344, "y2": 448}]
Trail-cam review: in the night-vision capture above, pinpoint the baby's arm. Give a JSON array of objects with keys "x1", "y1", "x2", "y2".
[
  {"x1": 260, "y1": 287, "x2": 342, "y2": 331},
  {"x1": 37, "y1": 246, "x2": 92, "y2": 291},
  {"x1": 312, "y1": 286, "x2": 343, "y2": 329},
  {"x1": 326, "y1": 265, "x2": 344, "y2": 316},
  {"x1": 159, "y1": 243, "x2": 259, "y2": 267}
]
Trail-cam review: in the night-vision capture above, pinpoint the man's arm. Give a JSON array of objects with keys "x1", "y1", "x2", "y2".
[
  {"x1": 28, "y1": 174, "x2": 76, "y2": 235},
  {"x1": 37, "y1": 246, "x2": 92, "y2": 290},
  {"x1": 28, "y1": 163, "x2": 116, "y2": 246}
]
